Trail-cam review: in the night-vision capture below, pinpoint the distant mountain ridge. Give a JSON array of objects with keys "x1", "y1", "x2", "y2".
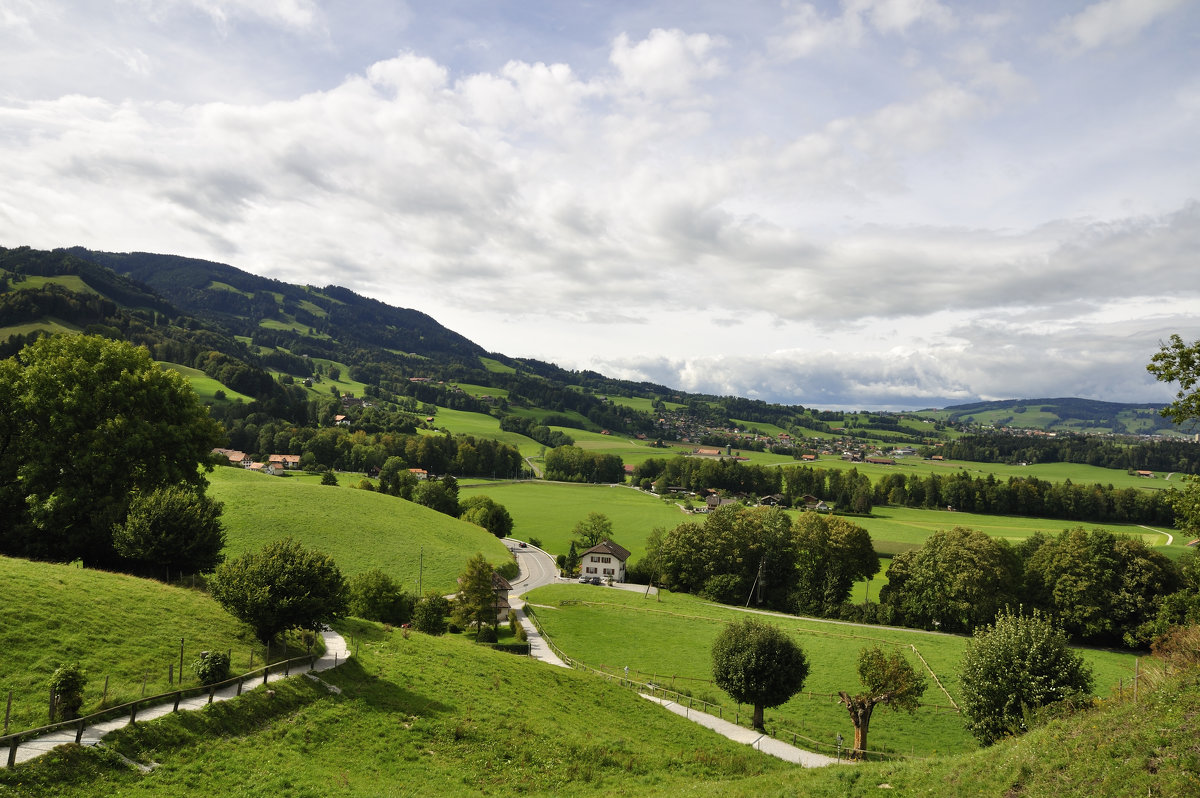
[
  {"x1": 0, "y1": 244, "x2": 1185, "y2": 438},
  {"x1": 922, "y1": 397, "x2": 1177, "y2": 435}
]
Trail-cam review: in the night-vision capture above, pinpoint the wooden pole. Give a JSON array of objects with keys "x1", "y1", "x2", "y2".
[{"x1": 179, "y1": 637, "x2": 185, "y2": 687}]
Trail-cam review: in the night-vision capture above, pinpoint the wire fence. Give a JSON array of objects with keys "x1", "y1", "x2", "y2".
[{"x1": 522, "y1": 603, "x2": 932, "y2": 762}]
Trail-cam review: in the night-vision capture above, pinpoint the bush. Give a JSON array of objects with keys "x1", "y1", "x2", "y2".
[
  {"x1": 193, "y1": 651, "x2": 231, "y2": 686},
  {"x1": 507, "y1": 609, "x2": 519, "y2": 635},
  {"x1": 348, "y1": 568, "x2": 413, "y2": 625},
  {"x1": 321, "y1": 471, "x2": 339, "y2": 486},
  {"x1": 960, "y1": 608, "x2": 1093, "y2": 745},
  {"x1": 477, "y1": 626, "x2": 499, "y2": 643},
  {"x1": 496, "y1": 560, "x2": 520, "y2": 581},
  {"x1": 527, "y1": 537, "x2": 542, "y2": 549},
  {"x1": 413, "y1": 591, "x2": 450, "y2": 636},
  {"x1": 515, "y1": 623, "x2": 527, "y2": 642},
  {"x1": 50, "y1": 663, "x2": 88, "y2": 720},
  {"x1": 446, "y1": 623, "x2": 461, "y2": 635}
]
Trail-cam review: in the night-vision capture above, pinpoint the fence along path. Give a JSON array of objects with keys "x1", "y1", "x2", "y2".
[{"x1": 1, "y1": 628, "x2": 350, "y2": 768}]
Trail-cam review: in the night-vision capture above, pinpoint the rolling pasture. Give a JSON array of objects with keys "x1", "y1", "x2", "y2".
[
  {"x1": 208, "y1": 466, "x2": 511, "y2": 594},
  {"x1": 522, "y1": 585, "x2": 1138, "y2": 759}
]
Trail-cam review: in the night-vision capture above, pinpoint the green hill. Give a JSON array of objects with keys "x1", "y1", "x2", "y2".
[
  {"x1": 208, "y1": 466, "x2": 511, "y2": 594},
  {"x1": 0, "y1": 556, "x2": 254, "y2": 735}
]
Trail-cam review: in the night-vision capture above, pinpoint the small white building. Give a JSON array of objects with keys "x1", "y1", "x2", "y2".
[{"x1": 579, "y1": 540, "x2": 631, "y2": 582}]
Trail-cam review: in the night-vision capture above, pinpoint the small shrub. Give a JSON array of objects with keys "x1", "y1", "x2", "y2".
[
  {"x1": 496, "y1": 560, "x2": 520, "y2": 581},
  {"x1": 507, "y1": 609, "x2": 520, "y2": 634},
  {"x1": 477, "y1": 626, "x2": 498, "y2": 643},
  {"x1": 321, "y1": 471, "x2": 339, "y2": 486},
  {"x1": 447, "y1": 623, "x2": 461, "y2": 635},
  {"x1": 516, "y1": 623, "x2": 527, "y2": 642},
  {"x1": 527, "y1": 537, "x2": 542, "y2": 549},
  {"x1": 50, "y1": 663, "x2": 87, "y2": 720},
  {"x1": 193, "y1": 651, "x2": 231, "y2": 686}
]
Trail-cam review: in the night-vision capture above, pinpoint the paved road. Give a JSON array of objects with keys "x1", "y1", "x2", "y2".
[{"x1": 3, "y1": 628, "x2": 350, "y2": 768}]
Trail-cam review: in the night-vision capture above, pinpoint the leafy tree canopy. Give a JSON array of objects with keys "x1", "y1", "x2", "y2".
[
  {"x1": 960, "y1": 608, "x2": 1093, "y2": 746},
  {"x1": 838, "y1": 646, "x2": 927, "y2": 757},
  {"x1": 111, "y1": 485, "x2": 226, "y2": 579},
  {"x1": 0, "y1": 334, "x2": 223, "y2": 568},
  {"x1": 460, "y1": 495, "x2": 514, "y2": 539},
  {"x1": 711, "y1": 617, "x2": 809, "y2": 730},
  {"x1": 209, "y1": 537, "x2": 348, "y2": 644}
]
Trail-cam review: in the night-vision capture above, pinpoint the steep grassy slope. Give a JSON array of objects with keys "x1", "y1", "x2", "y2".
[
  {"x1": 0, "y1": 557, "x2": 253, "y2": 734},
  {"x1": 209, "y1": 466, "x2": 511, "y2": 593}
]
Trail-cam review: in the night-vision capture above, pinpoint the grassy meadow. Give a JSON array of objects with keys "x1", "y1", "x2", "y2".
[
  {"x1": 0, "y1": 557, "x2": 280, "y2": 735},
  {"x1": 208, "y1": 466, "x2": 511, "y2": 594},
  {"x1": 160, "y1": 362, "x2": 255, "y2": 404},
  {"x1": 522, "y1": 585, "x2": 1138, "y2": 759}
]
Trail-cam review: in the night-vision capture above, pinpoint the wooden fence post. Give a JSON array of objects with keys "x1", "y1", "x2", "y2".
[
  {"x1": 7, "y1": 737, "x2": 18, "y2": 768},
  {"x1": 75, "y1": 719, "x2": 85, "y2": 744}
]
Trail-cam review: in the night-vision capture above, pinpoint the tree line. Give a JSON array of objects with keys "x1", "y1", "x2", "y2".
[{"x1": 927, "y1": 431, "x2": 1200, "y2": 473}]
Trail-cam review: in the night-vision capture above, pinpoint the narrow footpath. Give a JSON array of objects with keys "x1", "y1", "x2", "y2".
[
  {"x1": 506, "y1": 538, "x2": 840, "y2": 767},
  {"x1": 3, "y1": 628, "x2": 350, "y2": 768}
]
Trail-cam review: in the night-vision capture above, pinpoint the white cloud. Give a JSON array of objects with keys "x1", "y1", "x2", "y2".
[
  {"x1": 1050, "y1": 0, "x2": 1186, "y2": 53},
  {"x1": 609, "y1": 28, "x2": 725, "y2": 99},
  {"x1": 1, "y1": 0, "x2": 1198, "y2": 408}
]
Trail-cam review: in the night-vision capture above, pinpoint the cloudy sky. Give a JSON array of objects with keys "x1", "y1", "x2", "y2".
[{"x1": 2, "y1": 0, "x2": 1198, "y2": 410}]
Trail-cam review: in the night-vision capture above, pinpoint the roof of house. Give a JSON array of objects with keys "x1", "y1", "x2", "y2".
[
  {"x1": 491, "y1": 572, "x2": 512, "y2": 591},
  {"x1": 580, "y1": 539, "x2": 631, "y2": 562}
]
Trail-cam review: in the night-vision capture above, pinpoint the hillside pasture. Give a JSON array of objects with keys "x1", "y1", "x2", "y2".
[
  {"x1": 0, "y1": 556, "x2": 262, "y2": 734},
  {"x1": 208, "y1": 466, "x2": 510, "y2": 594},
  {"x1": 422, "y1": 406, "x2": 543, "y2": 455},
  {"x1": 159, "y1": 362, "x2": 255, "y2": 404},
  {"x1": 0, "y1": 319, "x2": 81, "y2": 340},
  {"x1": 3, "y1": 617, "x2": 792, "y2": 797},
  {"x1": 523, "y1": 585, "x2": 1137, "y2": 759}
]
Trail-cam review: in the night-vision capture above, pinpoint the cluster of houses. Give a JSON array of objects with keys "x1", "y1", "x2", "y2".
[{"x1": 212, "y1": 448, "x2": 300, "y2": 476}]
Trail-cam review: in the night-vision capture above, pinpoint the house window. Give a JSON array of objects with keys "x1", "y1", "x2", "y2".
[
  {"x1": 590, "y1": 556, "x2": 599, "y2": 562},
  {"x1": 600, "y1": 556, "x2": 611, "y2": 563},
  {"x1": 603, "y1": 568, "x2": 614, "y2": 575},
  {"x1": 586, "y1": 567, "x2": 596, "y2": 574}
]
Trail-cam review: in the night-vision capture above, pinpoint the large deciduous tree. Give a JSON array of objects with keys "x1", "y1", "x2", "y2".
[
  {"x1": 460, "y1": 495, "x2": 515, "y2": 539},
  {"x1": 0, "y1": 335, "x2": 223, "y2": 567},
  {"x1": 1148, "y1": 333, "x2": 1200, "y2": 426},
  {"x1": 879, "y1": 527, "x2": 1021, "y2": 633},
  {"x1": 571, "y1": 511, "x2": 614, "y2": 549},
  {"x1": 711, "y1": 617, "x2": 809, "y2": 731},
  {"x1": 792, "y1": 513, "x2": 878, "y2": 616},
  {"x1": 209, "y1": 537, "x2": 348, "y2": 644},
  {"x1": 838, "y1": 646, "x2": 927, "y2": 758},
  {"x1": 960, "y1": 608, "x2": 1093, "y2": 746}
]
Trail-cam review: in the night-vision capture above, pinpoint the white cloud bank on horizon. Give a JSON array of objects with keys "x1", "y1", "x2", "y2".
[{"x1": 1, "y1": 0, "x2": 1198, "y2": 409}]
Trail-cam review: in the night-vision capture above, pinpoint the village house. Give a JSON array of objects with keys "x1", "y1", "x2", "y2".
[{"x1": 579, "y1": 540, "x2": 631, "y2": 582}]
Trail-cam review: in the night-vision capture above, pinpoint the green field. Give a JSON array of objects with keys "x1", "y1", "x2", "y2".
[
  {"x1": 2, "y1": 617, "x2": 795, "y2": 797},
  {"x1": 0, "y1": 557, "x2": 271, "y2": 734},
  {"x1": 459, "y1": 481, "x2": 689, "y2": 560},
  {"x1": 0, "y1": 319, "x2": 81, "y2": 340},
  {"x1": 523, "y1": 586, "x2": 1138, "y2": 759},
  {"x1": 208, "y1": 467, "x2": 511, "y2": 594},
  {"x1": 422, "y1": 406, "x2": 543, "y2": 455},
  {"x1": 479, "y1": 355, "x2": 516, "y2": 373}
]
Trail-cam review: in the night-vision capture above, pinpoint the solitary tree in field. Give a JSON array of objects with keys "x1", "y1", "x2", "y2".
[
  {"x1": 453, "y1": 553, "x2": 500, "y2": 639},
  {"x1": 838, "y1": 646, "x2": 927, "y2": 758},
  {"x1": 111, "y1": 485, "x2": 226, "y2": 580},
  {"x1": 711, "y1": 618, "x2": 809, "y2": 731}
]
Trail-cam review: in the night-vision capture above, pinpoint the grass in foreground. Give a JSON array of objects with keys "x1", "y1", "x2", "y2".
[{"x1": 1, "y1": 619, "x2": 791, "y2": 797}]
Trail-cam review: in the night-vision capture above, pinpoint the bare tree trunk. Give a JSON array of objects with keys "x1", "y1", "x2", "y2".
[
  {"x1": 839, "y1": 691, "x2": 875, "y2": 759},
  {"x1": 752, "y1": 703, "x2": 765, "y2": 731}
]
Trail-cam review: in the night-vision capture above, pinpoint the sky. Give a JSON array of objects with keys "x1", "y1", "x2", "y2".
[{"x1": 1, "y1": 0, "x2": 1198, "y2": 410}]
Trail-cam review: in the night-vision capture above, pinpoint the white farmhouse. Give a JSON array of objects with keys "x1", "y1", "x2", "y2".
[{"x1": 579, "y1": 540, "x2": 631, "y2": 582}]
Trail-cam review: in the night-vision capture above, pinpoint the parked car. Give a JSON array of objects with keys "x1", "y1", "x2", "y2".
[
  {"x1": 587, "y1": 576, "x2": 602, "y2": 585},
  {"x1": 518, "y1": 542, "x2": 527, "y2": 548},
  {"x1": 578, "y1": 575, "x2": 590, "y2": 583}
]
